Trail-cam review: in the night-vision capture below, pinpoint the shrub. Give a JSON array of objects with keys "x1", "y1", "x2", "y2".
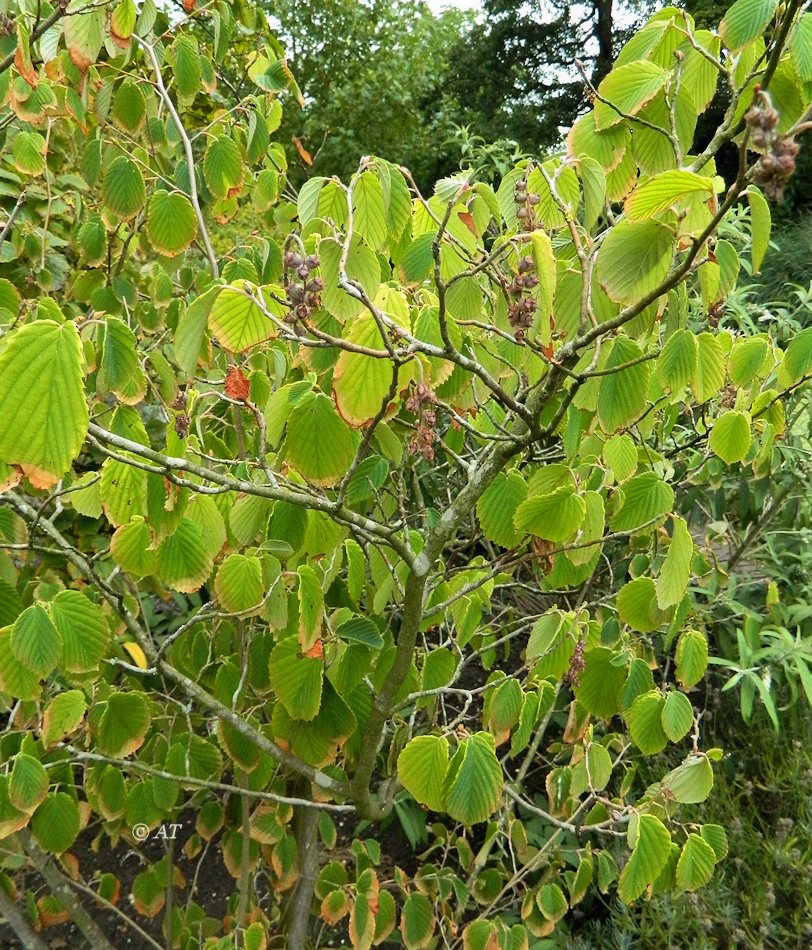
[{"x1": 0, "y1": 1, "x2": 811, "y2": 947}]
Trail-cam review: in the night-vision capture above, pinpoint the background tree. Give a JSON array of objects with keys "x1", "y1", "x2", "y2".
[
  {"x1": 261, "y1": 0, "x2": 471, "y2": 186},
  {"x1": 441, "y1": 0, "x2": 658, "y2": 154}
]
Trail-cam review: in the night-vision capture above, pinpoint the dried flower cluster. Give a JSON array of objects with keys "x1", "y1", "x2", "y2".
[{"x1": 746, "y1": 90, "x2": 800, "y2": 201}]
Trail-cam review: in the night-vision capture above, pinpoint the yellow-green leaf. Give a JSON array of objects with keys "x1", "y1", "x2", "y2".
[{"x1": 0, "y1": 321, "x2": 88, "y2": 489}]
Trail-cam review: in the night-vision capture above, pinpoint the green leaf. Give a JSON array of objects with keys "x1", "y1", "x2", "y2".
[
  {"x1": 692, "y1": 332, "x2": 726, "y2": 404},
  {"x1": 657, "y1": 516, "x2": 693, "y2": 609},
  {"x1": 0, "y1": 579, "x2": 22, "y2": 628},
  {"x1": 791, "y1": 13, "x2": 812, "y2": 83},
  {"x1": 537, "y1": 883, "x2": 568, "y2": 922},
  {"x1": 286, "y1": 392, "x2": 356, "y2": 487},
  {"x1": 398, "y1": 735, "x2": 449, "y2": 812},
  {"x1": 49, "y1": 590, "x2": 110, "y2": 673},
  {"x1": 0, "y1": 629, "x2": 41, "y2": 700},
  {"x1": 9, "y1": 754, "x2": 48, "y2": 812},
  {"x1": 625, "y1": 171, "x2": 714, "y2": 220},
  {"x1": 597, "y1": 337, "x2": 651, "y2": 432},
  {"x1": 42, "y1": 690, "x2": 87, "y2": 748},
  {"x1": 400, "y1": 892, "x2": 435, "y2": 950},
  {"x1": 577, "y1": 155, "x2": 607, "y2": 230},
  {"x1": 102, "y1": 156, "x2": 146, "y2": 220},
  {"x1": 676, "y1": 630, "x2": 708, "y2": 688},
  {"x1": 146, "y1": 190, "x2": 198, "y2": 257},
  {"x1": 100, "y1": 458, "x2": 148, "y2": 527},
  {"x1": 779, "y1": 326, "x2": 812, "y2": 387},
  {"x1": 586, "y1": 742, "x2": 613, "y2": 791},
  {"x1": 486, "y1": 678, "x2": 523, "y2": 740},
  {"x1": 99, "y1": 317, "x2": 147, "y2": 405},
  {"x1": 214, "y1": 554, "x2": 264, "y2": 613},
  {"x1": 332, "y1": 314, "x2": 408, "y2": 426},
  {"x1": 661, "y1": 690, "x2": 694, "y2": 742},
  {"x1": 625, "y1": 690, "x2": 668, "y2": 754},
  {"x1": 399, "y1": 233, "x2": 435, "y2": 283},
  {"x1": 617, "y1": 814, "x2": 671, "y2": 903},
  {"x1": 603, "y1": 434, "x2": 637, "y2": 482},
  {"x1": 269, "y1": 637, "x2": 323, "y2": 722},
  {"x1": 0, "y1": 321, "x2": 88, "y2": 488},
  {"x1": 111, "y1": 517, "x2": 158, "y2": 577},
  {"x1": 747, "y1": 186, "x2": 771, "y2": 274},
  {"x1": 662, "y1": 754, "x2": 715, "y2": 803},
  {"x1": 155, "y1": 518, "x2": 213, "y2": 593},
  {"x1": 297, "y1": 176, "x2": 325, "y2": 225},
  {"x1": 112, "y1": 79, "x2": 146, "y2": 133},
  {"x1": 576, "y1": 647, "x2": 627, "y2": 719},
  {"x1": 443, "y1": 732, "x2": 502, "y2": 825},
  {"x1": 204, "y1": 135, "x2": 244, "y2": 199},
  {"x1": 622, "y1": 657, "x2": 656, "y2": 710},
  {"x1": 567, "y1": 112, "x2": 629, "y2": 170},
  {"x1": 658, "y1": 328, "x2": 698, "y2": 392},
  {"x1": 78, "y1": 215, "x2": 107, "y2": 266},
  {"x1": 594, "y1": 61, "x2": 669, "y2": 130},
  {"x1": 110, "y1": 0, "x2": 137, "y2": 42},
  {"x1": 617, "y1": 577, "x2": 662, "y2": 633},
  {"x1": 10, "y1": 604, "x2": 62, "y2": 678},
  {"x1": 700, "y1": 824, "x2": 728, "y2": 860},
  {"x1": 729, "y1": 337, "x2": 768, "y2": 387},
  {"x1": 97, "y1": 691, "x2": 151, "y2": 757},
  {"x1": 597, "y1": 219, "x2": 673, "y2": 305},
  {"x1": 297, "y1": 563, "x2": 323, "y2": 653},
  {"x1": 345, "y1": 455, "x2": 388, "y2": 505},
  {"x1": 11, "y1": 130, "x2": 46, "y2": 175},
  {"x1": 64, "y1": 2, "x2": 104, "y2": 70},
  {"x1": 676, "y1": 833, "x2": 717, "y2": 891},
  {"x1": 709, "y1": 411, "x2": 751, "y2": 464},
  {"x1": 353, "y1": 170, "x2": 388, "y2": 251},
  {"x1": 31, "y1": 792, "x2": 80, "y2": 853},
  {"x1": 530, "y1": 230, "x2": 556, "y2": 335},
  {"x1": 272, "y1": 679, "x2": 355, "y2": 767},
  {"x1": 334, "y1": 616, "x2": 383, "y2": 650},
  {"x1": 175, "y1": 286, "x2": 219, "y2": 377},
  {"x1": 611, "y1": 472, "x2": 674, "y2": 533},
  {"x1": 598, "y1": 851, "x2": 618, "y2": 893},
  {"x1": 719, "y1": 0, "x2": 778, "y2": 51},
  {"x1": 320, "y1": 238, "x2": 381, "y2": 321},
  {"x1": 209, "y1": 282, "x2": 281, "y2": 353},
  {"x1": 173, "y1": 33, "x2": 202, "y2": 103},
  {"x1": 477, "y1": 471, "x2": 527, "y2": 548},
  {"x1": 514, "y1": 488, "x2": 586, "y2": 543}
]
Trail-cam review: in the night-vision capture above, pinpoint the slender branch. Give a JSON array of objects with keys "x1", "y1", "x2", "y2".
[
  {"x1": 0, "y1": 4, "x2": 66, "y2": 76},
  {"x1": 63, "y1": 747, "x2": 355, "y2": 812},
  {"x1": 2, "y1": 491, "x2": 351, "y2": 801},
  {"x1": 133, "y1": 35, "x2": 219, "y2": 278},
  {"x1": 0, "y1": 192, "x2": 26, "y2": 249},
  {"x1": 86, "y1": 422, "x2": 413, "y2": 564},
  {"x1": 18, "y1": 830, "x2": 117, "y2": 950},
  {"x1": 0, "y1": 885, "x2": 49, "y2": 950}
]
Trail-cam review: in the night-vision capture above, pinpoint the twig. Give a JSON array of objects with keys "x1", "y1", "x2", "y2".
[{"x1": 133, "y1": 35, "x2": 219, "y2": 277}]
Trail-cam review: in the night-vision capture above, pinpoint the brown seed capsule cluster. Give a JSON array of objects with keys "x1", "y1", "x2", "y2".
[
  {"x1": 507, "y1": 253, "x2": 538, "y2": 341},
  {"x1": 751, "y1": 136, "x2": 800, "y2": 201},
  {"x1": 406, "y1": 382, "x2": 438, "y2": 461},
  {"x1": 171, "y1": 389, "x2": 190, "y2": 437},
  {"x1": 514, "y1": 178, "x2": 540, "y2": 233},
  {"x1": 283, "y1": 251, "x2": 322, "y2": 323},
  {"x1": 564, "y1": 636, "x2": 586, "y2": 688},
  {"x1": 746, "y1": 94, "x2": 799, "y2": 201}
]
